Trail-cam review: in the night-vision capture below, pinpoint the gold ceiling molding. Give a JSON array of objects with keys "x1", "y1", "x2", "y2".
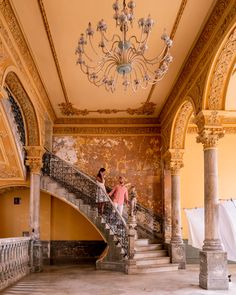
[
  {"x1": 0, "y1": 0, "x2": 56, "y2": 121},
  {"x1": 146, "y1": 0, "x2": 188, "y2": 103},
  {"x1": 160, "y1": 0, "x2": 236, "y2": 123},
  {"x1": 53, "y1": 126, "x2": 161, "y2": 136},
  {"x1": 6, "y1": 72, "x2": 40, "y2": 146},
  {"x1": 55, "y1": 117, "x2": 159, "y2": 125},
  {"x1": 58, "y1": 101, "x2": 156, "y2": 117}
]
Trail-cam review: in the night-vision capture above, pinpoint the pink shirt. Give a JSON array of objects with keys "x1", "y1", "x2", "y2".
[{"x1": 109, "y1": 184, "x2": 128, "y2": 205}]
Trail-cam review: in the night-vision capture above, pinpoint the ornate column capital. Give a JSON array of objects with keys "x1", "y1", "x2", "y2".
[
  {"x1": 194, "y1": 111, "x2": 225, "y2": 149},
  {"x1": 25, "y1": 146, "x2": 45, "y2": 174},
  {"x1": 164, "y1": 149, "x2": 184, "y2": 175}
]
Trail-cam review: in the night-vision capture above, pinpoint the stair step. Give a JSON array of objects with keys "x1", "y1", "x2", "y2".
[
  {"x1": 136, "y1": 256, "x2": 170, "y2": 266},
  {"x1": 135, "y1": 244, "x2": 162, "y2": 251},
  {"x1": 128, "y1": 263, "x2": 179, "y2": 274},
  {"x1": 135, "y1": 239, "x2": 149, "y2": 246},
  {"x1": 134, "y1": 249, "x2": 168, "y2": 259}
]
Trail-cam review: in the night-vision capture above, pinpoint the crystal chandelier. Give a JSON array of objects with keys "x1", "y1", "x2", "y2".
[{"x1": 75, "y1": 0, "x2": 173, "y2": 93}]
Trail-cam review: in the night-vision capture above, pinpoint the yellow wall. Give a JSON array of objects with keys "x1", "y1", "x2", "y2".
[
  {"x1": 181, "y1": 132, "x2": 236, "y2": 238},
  {"x1": 0, "y1": 188, "x2": 102, "y2": 240}
]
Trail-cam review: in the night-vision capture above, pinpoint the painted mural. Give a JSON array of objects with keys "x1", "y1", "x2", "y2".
[{"x1": 53, "y1": 135, "x2": 162, "y2": 214}]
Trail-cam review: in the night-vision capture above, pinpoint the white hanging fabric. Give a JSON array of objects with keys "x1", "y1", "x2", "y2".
[
  {"x1": 184, "y1": 208, "x2": 204, "y2": 249},
  {"x1": 184, "y1": 200, "x2": 236, "y2": 261},
  {"x1": 219, "y1": 200, "x2": 236, "y2": 261}
]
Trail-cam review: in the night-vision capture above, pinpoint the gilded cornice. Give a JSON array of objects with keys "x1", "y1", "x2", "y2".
[
  {"x1": 160, "y1": 0, "x2": 236, "y2": 123},
  {"x1": 55, "y1": 117, "x2": 159, "y2": 125},
  {"x1": 0, "y1": 0, "x2": 56, "y2": 121},
  {"x1": 53, "y1": 126, "x2": 161, "y2": 136}
]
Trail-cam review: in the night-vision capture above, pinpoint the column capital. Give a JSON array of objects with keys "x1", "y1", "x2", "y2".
[
  {"x1": 164, "y1": 149, "x2": 184, "y2": 175},
  {"x1": 196, "y1": 128, "x2": 225, "y2": 149},
  {"x1": 194, "y1": 110, "x2": 225, "y2": 149},
  {"x1": 25, "y1": 146, "x2": 45, "y2": 174}
]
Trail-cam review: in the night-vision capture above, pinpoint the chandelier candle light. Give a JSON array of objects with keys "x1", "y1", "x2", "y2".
[{"x1": 75, "y1": 0, "x2": 173, "y2": 92}]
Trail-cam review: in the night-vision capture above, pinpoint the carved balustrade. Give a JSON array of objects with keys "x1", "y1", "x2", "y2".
[{"x1": 0, "y1": 237, "x2": 31, "y2": 291}]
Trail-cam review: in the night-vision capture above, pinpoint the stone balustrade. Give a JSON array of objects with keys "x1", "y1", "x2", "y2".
[{"x1": 0, "y1": 237, "x2": 31, "y2": 291}]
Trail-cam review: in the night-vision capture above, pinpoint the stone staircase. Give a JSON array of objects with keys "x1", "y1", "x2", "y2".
[
  {"x1": 128, "y1": 239, "x2": 178, "y2": 274},
  {"x1": 41, "y1": 151, "x2": 178, "y2": 274},
  {"x1": 41, "y1": 175, "x2": 126, "y2": 272}
]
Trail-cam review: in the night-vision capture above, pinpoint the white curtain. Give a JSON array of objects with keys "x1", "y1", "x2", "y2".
[
  {"x1": 219, "y1": 200, "x2": 236, "y2": 261},
  {"x1": 184, "y1": 208, "x2": 204, "y2": 249},
  {"x1": 184, "y1": 200, "x2": 236, "y2": 261}
]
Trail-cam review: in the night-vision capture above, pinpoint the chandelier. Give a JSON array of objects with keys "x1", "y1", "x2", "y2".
[{"x1": 75, "y1": 0, "x2": 173, "y2": 93}]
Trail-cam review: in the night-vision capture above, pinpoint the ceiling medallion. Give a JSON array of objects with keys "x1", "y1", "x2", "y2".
[{"x1": 75, "y1": 0, "x2": 173, "y2": 93}]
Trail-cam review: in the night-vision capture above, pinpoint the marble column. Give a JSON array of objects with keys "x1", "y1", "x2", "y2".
[
  {"x1": 165, "y1": 149, "x2": 186, "y2": 269},
  {"x1": 196, "y1": 126, "x2": 228, "y2": 290},
  {"x1": 25, "y1": 146, "x2": 45, "y2": 272}
]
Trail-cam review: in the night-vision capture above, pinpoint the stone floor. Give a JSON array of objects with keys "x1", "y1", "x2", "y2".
[{"x1": 1, "y1": 264, "x2": 236, "y2": 295}]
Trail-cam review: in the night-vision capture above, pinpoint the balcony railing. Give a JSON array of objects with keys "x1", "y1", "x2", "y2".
[{"x1": 0, "y1": 237, "x2": 31, "y2": 291}]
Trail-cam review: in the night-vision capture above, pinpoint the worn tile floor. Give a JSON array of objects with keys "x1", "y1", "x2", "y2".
[{"x1": 1, "y1": 264, "x2": 236, "y2": 295}]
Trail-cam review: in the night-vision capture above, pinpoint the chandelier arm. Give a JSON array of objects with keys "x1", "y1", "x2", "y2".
[
  {"x1": 128, "y1": 32, "x2": 148, "y2": 48},
  {"x1": 83, "y1": 57, "x2": 117, "y2": 71},
  {"x1": 101, "y1": 32, "x2": 122, "y2": 43},
  {"x1": 88, "y1": 35, "x2": 102, "y2": 58},
  {"x1": 103, "y1": 62, "x2": 117, "y2": 78},
  {"x1": 142, "y1": 46, "x2": 169, "y2": 63}
]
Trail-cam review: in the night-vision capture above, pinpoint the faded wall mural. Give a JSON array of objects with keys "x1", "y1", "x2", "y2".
[{"x1": 53, "y1": 135, "x2": 162, "y2": 214}]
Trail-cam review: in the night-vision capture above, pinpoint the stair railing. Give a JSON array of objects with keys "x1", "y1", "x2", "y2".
[{"x1": 42, "y1": 151, "x2": 128, "y2": 256}]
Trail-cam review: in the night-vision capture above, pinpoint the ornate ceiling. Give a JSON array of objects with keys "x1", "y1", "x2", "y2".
[{"x1": 10, "y1": 0, "x2": 217, "y2": 119}]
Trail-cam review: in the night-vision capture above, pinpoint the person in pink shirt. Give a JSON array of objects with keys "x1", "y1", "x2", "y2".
[{"x1": 109, "y1": 176, "x2": 128, "y2": 215}]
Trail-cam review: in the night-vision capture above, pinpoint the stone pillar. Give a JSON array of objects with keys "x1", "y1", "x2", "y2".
[
  {"x1": 195, "y1": 111, "x2": 228, "y2": 290},
  {"x1": 162, "y1": 167, "x2": 171, "y2": 244},
  {"x1": 165, "y1": 149, "x2": 186, "y2": 269},
  {"x1": 125, "y1": 216, "x2": 137, "y2": 274},
  {"x1": 25, "y1": 146, "x2": 45, "y2": 272}
]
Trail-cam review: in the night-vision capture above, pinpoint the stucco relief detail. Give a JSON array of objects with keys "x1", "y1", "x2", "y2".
[
  {"x1": 195, "y1": 111, "x2": 225, "y2": 149},
  {"x1": 164, "y1": 149, "x2": 184, "y2": 175},
  {"x1": 53, "y1": 135, "x2": 162, "y2": 214},
  {"x1": 171, "y1": 101, "x2": 193, "y2": 149},
  {"x1": 0, "y1": 0, "x2": 55, "y2": 120},
  {"x1": 25, "y1": 146, "x2": 45, "y2": 174},
  {"x1": 160, "y1": 0, "x2": 236, "y2": 122},
  {"x1": 208, "y1": 27, "x2": 236, "y2": 110},
  {"x1": 6, "y1": 72, "x2": 40, "y2": 146}
]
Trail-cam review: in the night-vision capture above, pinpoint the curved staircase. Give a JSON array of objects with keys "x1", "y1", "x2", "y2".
[{"x1": 41, "y1": 151, "x2": 178, "y2": 273}]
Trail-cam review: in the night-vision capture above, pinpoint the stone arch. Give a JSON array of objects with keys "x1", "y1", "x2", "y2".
[
  {"x1": 3, "y1": 71, "x2": 40, "y2": 146},
  {"x1": 203, "y1": 24, "x2": 236, "y2": 110},
  {"x1": 170, "y1": 98, "x2": 196, "y2": 150}
]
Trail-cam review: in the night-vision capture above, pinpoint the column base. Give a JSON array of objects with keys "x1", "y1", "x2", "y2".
[
  {"x1": 169, "y1": 242, "x2": 186, "y2": 269},
  {"x1": 125, "y1": 259, "x2": 137, "y2": 274},
  {"x1": 31, "y1": 240, "x2": 43, "y2": 273},
  {"x1": 202, "y1": 239, "x2": 223, "y2": 251},
  {"x1": 199, "y1": 250, "x2": 228, "y2": 290}
]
